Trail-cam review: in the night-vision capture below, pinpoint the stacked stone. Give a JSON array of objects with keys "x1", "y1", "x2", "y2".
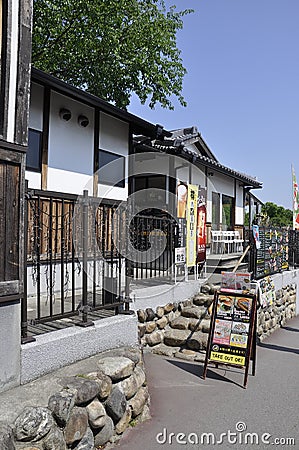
[
  {"x1": 0, "y1": 348, "x2": 150, "y2": 450},
  {"x1": 257, "y1": 284, "x2": 297, "y2": 342},
  {"x1": 138, "y1": 285, "x2": 215, "y2": 362}
]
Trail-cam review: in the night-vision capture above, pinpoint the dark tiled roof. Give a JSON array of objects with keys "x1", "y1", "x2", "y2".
[{"x1": 134, "y1": 128, "x2": 262, "y2": 189}]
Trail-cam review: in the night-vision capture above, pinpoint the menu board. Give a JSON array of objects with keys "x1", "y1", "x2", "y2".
[
  {"x1": 206, "y1": 293, "x2": 256, "y2": 367},
  {"x1": 255, "y1": 227, "x2": 289, "y2": 278}
]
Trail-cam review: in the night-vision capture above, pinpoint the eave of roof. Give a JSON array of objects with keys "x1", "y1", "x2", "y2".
[
  {"x1": 134, "y1": 138, "x2": 262, "y2": 189},
  {"x1": 31, "y1": 67, "x2": 171, "y2": 139}
]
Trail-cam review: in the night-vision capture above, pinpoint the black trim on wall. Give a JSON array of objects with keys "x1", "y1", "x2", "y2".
[
  {"x1": 93, "y1": 108, "x2": 100, "y2": 196},
  {"x1": 41, "y1": 86, "x2": 50, "y2": 189}
]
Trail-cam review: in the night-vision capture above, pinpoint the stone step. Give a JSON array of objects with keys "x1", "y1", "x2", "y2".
[{"x1": 205, "y1": 262, "x2": 248, "y2": 274}]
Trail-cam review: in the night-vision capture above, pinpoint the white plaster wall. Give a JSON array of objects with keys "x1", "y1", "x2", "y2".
[
  {"x1": 212, "y1": 172, "x2": 234, "y2": 197},
  {"x1": 191, "y1": 164, "x2": 205, "y2": 187},
  {"x1": 176, "y1": 166, "x2": 189, "y2": 184},
  {"x1": 206, "y1": 176, "x2": 214, "y2": 223},
  {"x1": 29, "y1": 83, "x2": 44, "y2": 131},
  {"x1": 235, "y1": 184, "x2": 244, "y2": 225},
  {"x1": 0, "y1": 303, "x2": 21, "y2": 392},
  {"x1": 21, "y1": 315, "x2": 138, "y2": 383},
  {"x1": 47, "y1": 168, "x2": 93, "y2": 195},
  {"x1": 47, "y1": 92, "x2": 94, "y2": 194},
  {"x1": 133, "y1": 153, "x2": 169, "y2": 177},
  {"x1": 6, "y1": 0, "x2": 19, "y2": 142},
  {"x1": 25, "y1": 171, "x2": 42, "y2": 190}
]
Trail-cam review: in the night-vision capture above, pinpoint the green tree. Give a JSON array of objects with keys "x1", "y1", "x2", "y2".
[
  {"x1": 32, "y1": 0, "x2": 192, "y2": 109},
  {"x1": 261, "y1": 202, "x2": 292, "y2": 227}
]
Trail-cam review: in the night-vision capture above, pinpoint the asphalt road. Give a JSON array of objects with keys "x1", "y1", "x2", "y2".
[{"x1": 119, "y1": 316, "x2": 299, "y2": 450}]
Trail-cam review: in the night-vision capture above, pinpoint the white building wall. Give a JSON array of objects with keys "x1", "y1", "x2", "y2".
[
  {"x1": 26, "y1": 83, "x2": 44, "y2": 189},
  {"x1": 28, "y1": 83, "x2": 44, "y2": 131},
  {"x1": 47, "y1": 92, "x2": 94, "y2": 195},
  {"x1": 235, "y1": 184, "x2": 244, "y2": 225}
]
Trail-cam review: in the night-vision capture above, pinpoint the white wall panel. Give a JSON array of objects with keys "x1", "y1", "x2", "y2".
[
  {"x1": 47, "y1": 168, "x2": 93, "y2": 195},
  {"x1": 29, "y1": 83, "x2": 44, "y2": 131},
  {"x1": 99, "y1": 112, "x2": 128, "y2": 154},
  {"x1": 48, "y1": 92, "x2": 94, "y2": 180},
  {"x1": 25, "y1": 171, "x2": 41, "y2": 189}
]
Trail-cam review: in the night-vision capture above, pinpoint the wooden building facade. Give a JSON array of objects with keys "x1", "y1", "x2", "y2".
[
  {"x1": 0, "y1": 0, "x2": 32, "y2": 392},
  {"x1": 0, "y1": 0, "x2": 32, "y2": 301}
]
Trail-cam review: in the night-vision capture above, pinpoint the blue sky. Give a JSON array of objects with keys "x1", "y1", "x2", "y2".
[{"x1": 129, "y1": 0, "x2": 299, "y2": 209}]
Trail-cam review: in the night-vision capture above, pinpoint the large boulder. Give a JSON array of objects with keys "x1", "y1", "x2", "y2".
[
  {"x1": 14, "y1": 407, "x2": 54, "y2": 442},
  {"x1": 116, "y1": 366, "x2": 146, "y2": 400},
  {"x1": 0, "y1": 423, "x2": 15, "y2": 450},
  {"x1": 86, "y1": 398, "x2": 107, "y2": 429},
  {"x1": 73, "y1": 427, "x2": 94, "y2": 450},
  {"x1": 42, "y1": 425, "x2": 66, "y2": 450},
  {"x1": 97, "y1": 357, "x2": 135, "y2": 381},
  {"x1": 105, "y1": 386, "x2": 127, "y2": 423},
  {"x1": 64, "y1": 407, "x2": 88, "y2": 446},
  {"x1": 164, "y1": 329, "x2": 190, "y2": 347},
  {"x1": 115, "y1": 406, "x2": 132, "y2": 435},
  {"x1": 186, "y1": 331, "x2": 208, "y2": 350},
  {"x1": 129, "y1": 387, "x2": 149, "y2": 418},
  {"x1": 181, "y1": 306, "x2": 205, "y2": 319},
  {"x1": 145, "y1": 330, "x2": 163, "y2": 346},
  {"x1": 169, "y1": 316, "x2": 190, "y2": 330},
  {"x1": 59, "y1": 377, "x2": 100, "y2": 405},
  {"x1": 48, "y1": 389, "x2": 76, "y2": 427},
  {"x1": 94, "y1": 416, "x2": 114, "y2": 447}
]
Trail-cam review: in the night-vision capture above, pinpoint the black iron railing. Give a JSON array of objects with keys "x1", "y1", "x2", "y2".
[
  {"x1": 22, "y1": 188, "x2": 126, "y2": 340},
  {"x1": 21, "y1": 188, "x2": 179, "y2": 340}
]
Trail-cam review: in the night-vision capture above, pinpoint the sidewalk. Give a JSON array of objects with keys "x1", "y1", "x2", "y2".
[{"x1": 119, "y1": 316, "x2": 299, "y2": 449}]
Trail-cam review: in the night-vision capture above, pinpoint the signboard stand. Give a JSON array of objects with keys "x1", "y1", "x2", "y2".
[{"x1": 202, "y1": 290, "x2": 257, "y2": 389}]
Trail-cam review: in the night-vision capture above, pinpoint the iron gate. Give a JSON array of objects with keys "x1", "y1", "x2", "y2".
[{"x1": 22, "y1": 188, "x2": 178, "y2": 339}]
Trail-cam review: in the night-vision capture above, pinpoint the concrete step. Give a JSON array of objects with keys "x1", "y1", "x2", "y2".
[{"x1": 206, "y1": 262, "x2": 248, "y2": 274}]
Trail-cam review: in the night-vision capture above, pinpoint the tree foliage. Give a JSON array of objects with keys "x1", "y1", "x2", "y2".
[
  {"x1": 261, "y1": 202, "x2": 292, "y2": 228},
  {"x1": 32, "y1": 0, "x2": 192, "y2": 109}
]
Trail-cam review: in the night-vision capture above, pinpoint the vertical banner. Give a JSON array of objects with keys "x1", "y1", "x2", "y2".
[
  {"x1": 186, "y1": 184, "x2": 198, "y2": 267},
  {"x1": 196, "y1": 187, "x2": 207, "y2": 264},
  {"x1": 176, "y1": 181, "x2": 188, "y2": 248},
  {"x1": 252, "y1": 224, "x2": 261, "y2": 249},
  {"x1": 292, "y1": 165, "x2": 299, "y2": 230},
  {"x1": 177, "y1": 181, "x2": 188, "y2": 219}
]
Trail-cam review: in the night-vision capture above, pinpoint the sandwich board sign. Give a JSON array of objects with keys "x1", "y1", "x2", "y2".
[{"x1": 203, "y1": 290, "x2": 257, "y2": 388}]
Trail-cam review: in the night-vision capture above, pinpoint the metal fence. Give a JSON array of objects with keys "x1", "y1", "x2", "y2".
[
  {"x1": 246, "y1": 227, "x2": 299, "y2": 279},
  {"x1": 22, "y1": 188, "x2": 127, "y2": 340},
  {"x1": 129, "y1": 214, "x2": 179, "y2": 280},
  {"x1": 289, "y1": 230, "x2": 299, "y2": 267},
  {"x1": 22, "y1": 188, "x2": 178, "y2": 340}
]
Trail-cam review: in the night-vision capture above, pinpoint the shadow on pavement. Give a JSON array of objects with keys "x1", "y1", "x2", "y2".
[
  {"x1": 258, "y1": 342, "x2": 299, "y2": 355},
  {"x1": 165, "y1": 358, "x2": 244, "y2": 388},
  {"x1": 281, "y1": 326, "x2": 299, "y2": 333}
]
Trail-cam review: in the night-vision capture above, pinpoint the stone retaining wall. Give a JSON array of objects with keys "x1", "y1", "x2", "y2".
[
  {"x1": 137, "y1": 285, "x2": 215, "y2": 362},
  {"x1": 257, "y1": 284, "x2": 297, "y2": 342},
  {"x1": 138, "y1": 282, "x2": 297, "y2": 359},
  {"x1": 0, "y1": 348, "x2": 150, "y2": 450}
]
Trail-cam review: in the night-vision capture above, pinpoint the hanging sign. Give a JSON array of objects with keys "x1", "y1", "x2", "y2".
[{"x1": 186, "y1": 184, "x2": 198, "y2": 267}]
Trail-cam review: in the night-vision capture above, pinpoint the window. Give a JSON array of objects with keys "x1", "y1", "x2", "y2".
[
  {"x1": 134, "y1": 175, "x2": 167, "y2": 204},
  {"x1": 222, "y1": 194, "x2": 235, "y2": 230},
  {"x1": 26, "y1": 129, "x2": 42, "y2": 172},
  {"x1": 99, "y1": 149, "x2": 125, "y2": 188},
  {"x1": 212, "y1": 192, "x2": 220, "y2": 230}
]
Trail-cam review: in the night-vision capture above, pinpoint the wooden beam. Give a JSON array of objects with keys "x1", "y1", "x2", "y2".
[{"x1": 41, "y1": 86, "x2": 50, "y2": 190}]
